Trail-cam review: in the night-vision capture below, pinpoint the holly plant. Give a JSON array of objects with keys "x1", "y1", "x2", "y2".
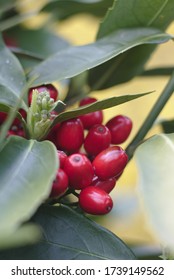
[{"x1": 0, "y1": 0, "x2": 174, "y2": 260}]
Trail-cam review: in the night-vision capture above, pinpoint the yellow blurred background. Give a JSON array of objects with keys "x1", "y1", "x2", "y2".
[{"x1": 19, "y1": 1, "x2": 174, "y2": 248}]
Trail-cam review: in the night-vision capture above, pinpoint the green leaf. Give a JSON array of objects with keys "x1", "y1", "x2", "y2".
[
  {"x1": 141, "y1": 67, "x2": 174, "y2": 77},
  {"x1": 6, "y1": 26, "x2": 70, "y2": 70},
  {"x1": 135, "y1": 134, "x2": 174, "y2": 251},
  {"x1": 0, "y1": 34, "x2": 27, "y2": 109},
  {"x1": 0, "y1": 136, "x2": 58, "y2": 232},
  {"x1": 160, "y1": 119, "x2": 174, "y2": 133},
  {"x1": 28, "y1": 27, "x2": 172, "y2": 86},
  {"x1": 0, "y1": 205, "x2": 136, "y2": 260},
  {"x1": 0, "y1": 85, "x2": 27, "y2": 110},
  {"x1": 88, "y1": 0, "x2": 174, "y2": 89},
  {"x1": 42, "y1": 0, "x2": 113, "y2": 20},
  {"x1": 98, "y1": 0, "x2": 174, "y2": 38},
  {"x1": 88, "y1": 44, "x2": 157, "y2": 89},
  {"x1": 0, "y1": 0, "x2": 16, "y2": 18},
  {"x1": 52, "y1": 91, "x2": 153, "y2": 126}
]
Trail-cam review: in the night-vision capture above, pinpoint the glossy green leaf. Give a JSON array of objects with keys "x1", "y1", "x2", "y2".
[
  {"x1": 6, "y1": 26, "x2": 70, "y2": 70},
  {"x1": 98, "y1": 0, "x2": 174, "y2": 38},
  {"x1": 42, "y1": 0, "x2": 113, "y2": 20},
  {"x1": 0, "y1": 205, "x2": 136, "y2": 260},
  {"x1": 0, "y1": 136, "x2": 58, "y2": 232},
  {"x1": 52, "y1": 91, "x2": 152, "y2": 126},
  {"x1": 29, "y1": 27, "x2": 172, "y2": 86},
  {"x1": 0, "y1": 34, "x2": 27, "y2": 109},
  {"x1": 88, "y1": 0, "x2": 174, "y2": 89},
  {"x1": 0, "y1": 85, "x2": 26, "y2": 110},
  {"x1": 135, "y1": 134, "x2": 174, "y2": 251}
]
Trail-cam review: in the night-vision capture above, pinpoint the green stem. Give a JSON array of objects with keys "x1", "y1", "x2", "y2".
[{"x1": 126, "y1": 71, "x2": 174, "y2": 159}]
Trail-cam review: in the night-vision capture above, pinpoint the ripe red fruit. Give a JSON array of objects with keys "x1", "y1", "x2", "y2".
[
  {"x1": 28, "y1": 84, "x2": 58, "y2": 105},
  {"x1": 79, "y1": 97, "x2": 103, "y2": 129},
  {"x1": 0, "y1": 109, "x2": 27, "y2": 126},
  {"x1": 106, "y1": 115, "x2": 132, "y2": 144},
  {"x1": 57, "y1": 150, "x2": 67, "y2": 168},
  {"x1": 45, "y1": 111, "x2": 60, "y2": 145},
  {"x1": 3, "y1": 34, "x2": 18, "y2": 47},
  {"x1": 50, "y1": 168, "x2": 69, "y2": 198},
  {"x1": 63, "y1": 153, "x2": 94, "y2": 189},
  {"x1": 79, "y1": 96, "x2": 97, "y2": 106},
  {"x1": 84, "y1": 124, "x2": 111, "y2": 156},
  {"x1": 79, "y1": 111, "x2": 103, "y2": 130},
  {"x1": 92, "y1": 146, "x2": 128, "y2": 180},
  {"x1": 92, "y1": 176, "x2": 116, "y2": 193},
  {"x1": 45, "y1": 123, "x2": 61, "y2": 145},
  {"x1": 0, "y1": 112, "x2": 7, "y2": 124},
  {"x1": 56, "y1": 118, "x2": 84, "y2": 153},
  {"x1": 79, "y1": 186, "x2": 113, "y2": 215}
]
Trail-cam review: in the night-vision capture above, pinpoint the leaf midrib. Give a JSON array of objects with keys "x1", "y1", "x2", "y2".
[
  {"x1": 39, "y1": 239, "x2": 112, "y2": 260},
  {"x1": 147, "y1": 0, "x2": 169, "y2": 27}
]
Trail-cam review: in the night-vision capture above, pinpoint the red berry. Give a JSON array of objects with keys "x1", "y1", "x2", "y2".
[
  {"x1": 79, "y1": 97, "x2": 103, "y2": 129},
  {"x1": 79, "y1": 111, "x2": 103, "y2": 130},
  {"x1": 63, "y1": 153, "x2": 94, "y2": 189},
  {"x1": 45, "y1": 123, "x2": 60, "y2": 146},
  {"x1": 92, "y1": 146, "x2": 128, "y2": 180},
  {"x1": 57, "y1": 150, "x2": 67, "y2": 168},
  {"x1": 45, "y1": 111, "x2": 60, "y2": 145},
  {"x1": 7, "y1": 130, "x2": 16, "y2": 137},
  {"x1": 106, "y1": 115, "x2": 132, "y2": 144},
  {"x1": 0, "y1": 112, "x2": 7, "y2": 124},
  {"x1": 0, "y1": 109, "x2": 27, "y2": 126},
  {"x1": 28, "y1": 84, "x2": 58, "y2": 105},
  {"x1": 92, "y1": 176, "x2": 116, "y2": 193},
  {"x1": 79, "y1": 97, "x2": 97, "y2": 106},
  {"x1": 84, "y1": 124, "x2": 111, "y2": 156},
  {"x1": 79, "y1": 186, "x2": 113, "y2": 215},
  {"x1": 50, "y1": 168, "x2": 69, "y2": 198},
  {"x1": 56, "y1": 118, "x2": 84, "y2": 153},
  {"x1": 3, "y1": 34, "x2": 18, "y2": 47}
]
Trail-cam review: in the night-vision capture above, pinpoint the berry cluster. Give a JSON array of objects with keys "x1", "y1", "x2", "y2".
[
  {"x1": 0, "y1": 84, "x2": 132, "y2": 216},
  {"x1": 47, "y1": 96, "x2": 133, "y2": 215}
]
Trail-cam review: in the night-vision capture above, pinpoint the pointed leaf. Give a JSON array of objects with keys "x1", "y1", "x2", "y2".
[
  {"x1": 42, "y1": 0, "x2": 114, "y2": 20},
  {"x1": 0, "y1": 205, "x2": 136, "y2": 260},
  {"x1": 0, "y1": 136, "x2": 58, "y2": 232},
  {"x1": 0, "y1": 34, "x2": 27, "y2": 108},
  {"x1": 52, "y1": 91, "x2": 153, "y2": 126},
  {"x1": 29, "y1": 27, "x2": 172, "y2": 86},
  {"x1": 98, "y1": 0, "x2": 174, "y2": 38},
  {"x1": 88, "y1": 0, "x2": 174, "y2": 89},
  {"x1": 141, "y1": 67, "x2": 174, "y2": 77},
  {"x1": 6, "y1": 26, "x2": 70, "y2": 70},
  {"x1": 135, "y1": 134, "x2": 174, "y2": 251}
]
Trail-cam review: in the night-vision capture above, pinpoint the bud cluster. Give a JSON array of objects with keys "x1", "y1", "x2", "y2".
[{"x1": 27, "y1": 89, "x2": 56, "y2": 140}]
